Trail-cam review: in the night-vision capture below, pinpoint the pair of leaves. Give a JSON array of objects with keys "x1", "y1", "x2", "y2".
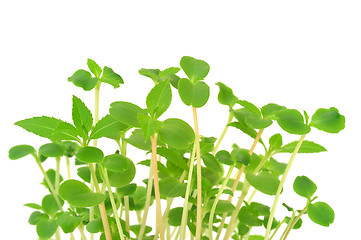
[
  {"x1": 68, "y1": 59, "x2": 124, "y2": 91},
  {"x1": 139, "y1": 67, "x2": 180, "y2": 88},
  {"x1": 246, "y1": 171, "x2": 281, "y2": 195},
  {"x1": 238, "y1": 202, "x2": 270, "y2": 227},
  {"x1": 178, "y1": 78, "x2": 210, "y2": 108},
  {"x1": 216, "y1": 82, "x2": 238, "y2": 108}
]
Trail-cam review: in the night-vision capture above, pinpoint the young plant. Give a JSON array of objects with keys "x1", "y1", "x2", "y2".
[{"x1": 9, "y1": 57, "x2": 345, "y2": 240}]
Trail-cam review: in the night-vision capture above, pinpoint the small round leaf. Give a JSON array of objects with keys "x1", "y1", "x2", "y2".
[
  {"x1": 246, "y1": 172, "x2": 280, "y2": 195},
  {"x1": 75, "y1": 146, "x2": 104, "y2": 163},
  {"x1": 103, "y1": 154, "x2": 129, "y2": 172},
  {"x1": 36, "y1": 219, "x2": 58, "y2": 239},
  {"x1": 9, "y1": 145, "x2": 35, "y2": 160},
  {"x1": 39, "y1": 143, "x2": 65, "y2": 158},
  {"x1": 293, "y1": 175, "x2": 317, "y2": 199},
  {"x1": 310, "y1": 107, "x2": 345, "y2": 133},
  {"x1": 158, "y1": 118, "x2": 195, "y2": 149},
  {"x1": 180, "y1": 56, "x2": 210, "y2": 82},
  {"x1": 276, "y1": 109, "x2": 311, "y2": 135},
  {"x1": 308, "y1": 201, "x2": 335, "y2": 226}
]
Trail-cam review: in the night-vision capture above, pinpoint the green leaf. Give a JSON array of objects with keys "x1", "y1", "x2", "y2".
[
  {"x1": 75, "y1": 146, "x2": 104, "y2": 163},
  {"x1": 42, "y1": 194, "x2": 63, "y2": 216},
  {"x1": 158, "y1": 118, "x2": 195, "y2": 149},
  {"x1": 24, "y1": 203, "x2": 43, "y2": 210},
  {"x1": 202, "y1": 153, "x2": 223, "y2": 174},
  {"x1": 180, "y1": 56, "x2": 210, "y2": 82},
  {"x1": 177, "y1": 78, "x2": 193, "y2": 106},
  {"x1": 138, "y1": 113, "x2": 163, "y2": 140},
  {"x1": 231, "y1": 147, "x2": 251, "y2": 166},
  {"x1": 15, "y1": 116, "x2": 62, "y2": 140},
  {"x1": 62, "y1": 141, "x2": 80, "y2": 157},
  {"x1": 72, "y1": 95, "x2": 93, "y2": 138},
  {"x1": 146, "y1": 80, "x2": 172, "y2": 119},
  {"x1": 238, "y1": 206, "x2": 263, "y2": 227},
  {"x1": 9, "y1": 145, "x2": 35, "y2": 160},
  {"x1": 103, "y1": 154, "x2": 129, "y2": 172},
  {"x1": 139, "y1": 68, "x2": 160, "y2": 82},
  {"x1": 28, "y1": 211, "x2": 49, "y2": 225},
  {"x1": 215, "y1": 82, "x2": 238, "y2": 108},
  {"x1": 308, "y1": 202, "x2": 335, "y2": 226},
  {"x1": 39, "y1": 143, "x2": 65, "y2": 158},
  {"x1": 108, "y1": 158, "x2": 136, "y2": 188},
  {"x1": 200, "y1": 136, "x2": 217, "y2": 154},
  {"x1": 100, "y1": 66, "x2": 124, "y2": 88},
  {"x1": 293, "y1": 176, "x2": 317, "y2": 199},
  {"x1": 87, "y1": 59, "x2": 102, "y2": 78},
  {"x1": 90, "y1": 114, "x2": 128, "y2": 140},
  {"x1": 207, "y1": 199, "x2": 235, "y2": 213},
  {"x1": 130, "y1": 224, "x2": 152, "y2": 236},
  {"x1": 246, "y1": 172, "x2": 280, "y2": 195},
  {"x1": 248, "y1": 236, "x2": 264, "y2": 240},
  {"x1": 125, "y1": 129, "x2": 151, "y2": 151},
  {"x1": 230, "y1": 109, "x2": 259, "y2": 138},
  {"x1": 77, "y1": 165, "x2": 103, "y2": 184},
  {"x1": 215, "y1": 150, "x2": 234, "y2": 165},
  {"x1": 285, "y1": 216, "x2": 302, "y2": 229},
  {"x1": 168, "y1": 207, "x2": 183, "y2": 226},
  {"x1": 245, "y1": 116, "x2": 272, "y2": 129},
  {"x1": 238, "y1": 100, "x2": 261, "y2": 117},
  {"x1": 36, "y1": 219, "x2": 58, "y2": 238},
  {"x1": 177, "y1": 78, "x2": 209, "y2": 108},
  {"x1": 59, "y1": 180, "x2": 106, "y2": 207},
  {"x1": 55, "y1": 212, "x2": 82, "y2": 233},
  {"x1": 263, "y1": 158, "x2": 287, "y2": 177},
  {"x1": 261, "y1": 103, "x2": 287, "y2": 120},
  {"x1": 68, "y1": 69, "x2": 98, "y2": 91},
  {"x1": 53, "y1": 121, "x2": 80, "y2": 141},
  {"x1": 279, "y1": 140, "x2": 327, "y2": 153},
  {"x1": 276, "y1": 109, "x2": 311, "y2": 135},
  {"x1": 116, "y1": 183, "x2": 137, "y2": 196},
  {"x1": 129, "y1": 186, "x2": 148, "y2": 211},
  {"x1": 310, "y1": 107, "x2": 345, "y2": 133},
  {"x1": 110, "y1": 101, "x2": 145, "y2": 128},
  {"x1": 157, "y1": 147, "x2": 189, "y2": 172},
  {"x1": 42, "y1": 169, "x2": 64, "y2": 191},
  {"x1": 225, "y1": 178, "x2": 243, "y2": 191},
  {"x1": 269, "y1": 134, "x2": 283, "y2": 152},
  {"x1": 86, "y1": 217, "x2": 103, "y2": 233},
  {"x1": 159, "y1": 177, "x2": 187, "y2": 198}
]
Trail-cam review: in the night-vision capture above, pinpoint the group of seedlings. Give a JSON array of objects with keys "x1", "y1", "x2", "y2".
[{"x1": 9, "y1": 57, "x2": 345, "y2": 240}]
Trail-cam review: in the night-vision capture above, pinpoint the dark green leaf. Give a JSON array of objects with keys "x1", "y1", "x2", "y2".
[
  {"x1": 246, "y1": 172, "x2": 280, "y2": 195},
  {"x1": 68, "y1": 69, "x2": 98, "y2": 91},
  {"x1": 9, "y1": 145, "x2": 35, "y2": 160},
  {"x1": 168, "y1": 207, "x2": 183, "y2": 226},
  {"x1": 180, "y1": 56, "x2": 210, "y2": 82},
  {"x1": 215, "y1": 82, "x2": 238, "y2": 108},
  {"x1": 308, "y1": 202, "x2": 334, "y2": 226},
  {"x1": 202, "y1": 153, "x2": 223, "y2": 174},
  {"x1": 15, "y1": 116, "x2": 62, "y2": 140},
  {"x1": 110, "y1": 101, "x2": 145, "y2": 128},
  {"x1": 276, "y1": 109, "x2": 311, "y2": 135},
  {"x1": 310, "y1": 107, "x2": 345, "y2": 133},
  {"x1": 157, "y1": 147, "x2": 188, "y2": 171},
  {"x1": 261, "y1": 103, "x2": 287, "y2": 120},
  {"x1": 42, "y1": 194, "x2": 63, "y2": 216},
  {"x1": 100, "y1": 66, "x2": 124, "y2": 88},
  {"x1": 77, "y1": 166, "x2": 103, "y2": 184},
  {"x1": 62, "y1": 141, "x2": 80, "y2": 157},
  {"x1": 90, "y1": 115, "x2": 127, "y2": 140},
  {"x1": 103, "y1": 154, "x2": 129, "y2": 172},
  {"x1": 282, "y1": 203, "x2": 294, "y2": 212},
  {"x1": 36, "y1": 219, "x2": 58, "y2": 238},
  {"x1": 59, "y1": 180, "x2": 106, "y2": 207},
  {"x1": 75, "y1": 146, "x2": 104, "y2": 163},
  {"x1": 238, "y1": 206, "x2": 263, "y2": 226},
  {"x1": 39, "y1": 143, "x2": 64, "y2": 158},
  {"x1": 72, "y1": 95, "x2": 93, "y2": 138},
  {"x1": 158, "y1": 118, "x2": 195, "y2": 149},
  {"x1": 116, "y1": 183, "x2": 137, "y2": 196},
  {"x1": 55, "y1": 212, "x2": 82, "y2": 233},
  {"x1": 293, "y1": 176, "x2": 317, "y2": 198},
  {"x1": 86, "y1": 217, "x2": 103, "y2": 233},
  {"x1": 139, "y1": 68, "x2": 160, "y2": 82},
  {"x1": 146, "y1": 80, "x2": 172, "y2": 119},
  {"x1": 159, "y1": 177, "x2": 186, "y2": 198},
  {"x1": 87, "y1": 59, "x2": 102, "y2": 78},
  {"x1": 249, "y1": 202, "x2": 270, "y2": 216},
  {"x1": 231, "y1": 147, "x2": 251, "y2": 166},
  {"x1": 279, "y1": 140, "x2": 327, "y2": 153}
]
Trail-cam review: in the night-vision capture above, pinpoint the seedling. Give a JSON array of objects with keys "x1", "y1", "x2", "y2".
[{"x1": 9, "y1": 57, "x2": 345, "y2": 240}]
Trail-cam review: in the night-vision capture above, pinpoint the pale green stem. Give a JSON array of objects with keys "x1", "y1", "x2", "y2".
[
  {"x1": 55, "y1": 157, "x2": 61, "y2": 195},
  {"x1": 269, "y1": 219, "x2": 285, "y2": 240},
  {"x1": 208, "y1": 165, "x2": 235, "y2": 239},
  {"x1": 136, "y1": 211, "x2": 142, "y2": 224},
  {"x1": 138, "y1": 159, "x2": 154, "y2": 240},
  {"x1": 124, "y1": 196, "x2": 130, "y2": 239},
  {"x1": 179, "y1": 143, "x2": 197, "y2": 240},
  {"x1": 66, "y1": 156, "x2": 71, "y2": 179},
  {"x1": 70, "y1": 232, "x2": 75, "y2": 240},
  {"x1": 264, "y1": 134, "x2": 306, "y2": 240},
  {"x1": 102, "y1": 168, "x2": 126, "y2": 240},
  {"x1": 282, "y1": 202, "x2": 308, "y2": 240},
  {"x1": 279, "y1": 212, "x2": 295, "y2": 240},
  {"x1": 78, "y1": 223, "x2": 87, "y2": 240},
  {"x1": 212, "y1": 111, "x2": 233, "y2": 155},
  {"x1": 246, "y1": 188, "x2": 256, "y2": 203},
  {"x1": 55, "y1": 228, "x2": 61, "y2": 240},
  {"x1": 192, "y1": 107, "x2": 202, "y2": 240}
]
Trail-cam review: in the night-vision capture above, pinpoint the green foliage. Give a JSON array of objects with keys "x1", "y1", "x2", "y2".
[
  {"x1": 109, "y1": 101, "x2": 145, "y2": 128},
  {"x1": 159, "y1": 177, "x2": 187, "y2": 198},
  {"x1": 59, "y1": 180, "x2": 106, "y2": 207},
  {"x1": 279, "y1": 140, "x2": 327, "y2": 153},
  {"x1": 42, "y1": 194, "x2": 63, "y2": 216},
  {"x1": 158, "y1": 118, "x2": 195, "y2": 149},
  {"x1": 75, "y1": 146, "x2": 104, "y2": 163},
  {"x1": 90, "y1": 114, "x2": 128, "y2": 140},
  {"x1": 180, "y1": 56, "x2": 210, "y2": 83},
  {"x1": 276, "y1": 109, "x2": 311, "y2": 135},
  {"x1": 15, "y1": 116, "x2": 63, "y2": 140},
  {"x1": 100, "y1": 66, "x2": 124, "y2": 88},
  {"x1": 55, "y1": 212, "x2": 82, "y2": 233},
  {"x1": 72, "y1": 95, "x2": 93, "y2": 138},
  {"x1": 68, "y1": 69, "x2": 98, "y2": 91},
  {"x1": 246, "y1": 172, "x2": 280, "y2": 195},
  {"x1": 310, "y1": 107, "x2": 345, "y2": 133},
  {"x1": 216, "y1": 82, "x2": 238, "y2": 108},
  {"x1": 146, "y1": 80, "x2": 172, "y2": 119},
  {"x1": 207, "y1": 199, "x2": 235, "y2": 213},
  {"x1": 36, "y1": 219, "x2": 58, "y2": 238},
  {"x1": 178, "y1": 78, "x2": 210, "y2": 108},
  {"x1": 39, "y1": 143, "x2": 64, "y2": 158},
  {"x1": 107, "y1": 157, "x2": 136, "y2": 188},
  {"x1": 103, "y1": 154, "x2": 130, "y2": 172},
  {"x1": 293, "y1": 176, "x2": 317, "y2": 199},
  {"x1": 307, "y1": 202, "x2": 335, "y2": 226},
  {"x1": 168, "y1": 207, "x2": 183, "y2": 226},
  {"x1": 9, "y1": 144, "x2": 35, "y2": 160}
]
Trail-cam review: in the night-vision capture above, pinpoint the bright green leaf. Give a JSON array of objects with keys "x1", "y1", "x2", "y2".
[
  {"x1": 24, "y1": 203, "x2": 43, "y2": 210},
  {"x1": 29, "y1": 211, "x2": 49, "y2": 225},
  {"x1": 110, "y1": 101, "x2": 145, "y2": 128},
  {"x1": 130, "y1": 224, "x2": 152, "y2": 236},
  {"x1": 158, "y1": 118, "x2": 195, "y2": 149},
  {"x1": 308, "y1": 202, "x2": 335, "y2": 226},
  {"x1": 207, "y1": 199, "x2": 235, "y2": 213},
  {"x1": 75, "y1": 146, "x2": 104, "y2": 163},
  {"x1": 53, "y1": 121, "x2": 80, "y2": 142},
  {"x1": 246, "y1": 172, "x2": 280, "y2": 195},
  {"x1": 159, "y1": 177, "x2": 187, "y2": 198},
  {"x1": 157, "y1": 147, "x2": 188, "y2": 172},
  {"x1": 87, "y1": 59, "x2": 102, "y2": 78},
  {"x1": 310, "y1": 107, "x2": 345, "y2": 133},
  {"x1": 55, "y1": 212, "x2": 82, "y2": 233},
  {"x1": 108, "y1": 158, "x2": 136, "y2": 188},
  {"x1": 293, "y1": 176, "x2": 317, "y2": 199},
  {"x1": 168, "y1": 207, "x2": 183, "y2": 226},
  {"x1": 139, "y1": 68, "x2": 160, "y2": 82},
  {"x1": 90, "y1": 114, "x2": 128, "y2": 140},
  {"x1": 100, "y1": 66, "x2": 124, "y2": 88},
  {"x1": 42, "y1": 194, "x2": 63, "y2": 216},
  {"x1": 15, "y1": 116, "x2": 62, "y2": 140},
  {"x1": 39, "y1": 143, "x2": 64, "y2": 158},
  {"x1": 263, "y1": 158, "x2": 287, "y2": 177},
  {"x1": 192, "y1": 81, "x2": 210, "y2": 108},
  {"x1": 103, "y1": 154, "x2": 129, "y2": 172},
  {"x1": 215, "y1": 150, "x2": 234, "y2": 165},
  {"x1": 59, "y1": 180, "x2": 106, "y2": 207},
  {"x1": 202, "y1": 153, "x2": 223, "y2": 174},
  {"x1": 77, "y1": 165, "x2": 103, "y2": 184},
  {"x1": 177, "y1": 78, "x2": 193, "y2": 106},
  {"x1": 68, "y1": 69, "x2": 98, "y2": 91},
  {"x1": 86, "y1": 217, "x2": 103, "y2": 233},
  {"x1": 36, "y1": 219, "x2": 58, "y2": 238},
  {"x1": 146, "y1": 80, "x2": 172, "y2": 119},
  {"x1": 216, "y1": 82, "x2": 238, "y2": 108},
  {"x1": 180, "y1": 56, "x2": 210, "y2": 82},
  {"x1": 137, "y1": 113, "x2": 163, "y2": 140},
  {"x1": 42, "y1": 169, "x2": 64, "y2": 191},
  {"x1": 9, "y1": 145, "x2": 35, "y2": 160},
  {"x1": 231, "y1": 147, "x2": 251, "y2": 166},
  {"x1": 72, "y1": 95, "x2": 93, "y2": 138},
  {"x1": 261, "y1": 103, "x2": 287, "y2": 120},
  {"x1": 276, "y1": 109, "x2": 311, "y2": 135},
  {"x1": 269, "y1": 134, "x2": 283, "y2": 152},
  {"x1": 125, "y1": 129, "x2": 151, "y2": 151},
  {"x1": 279, "y1": 140, "x2": 327, "y2": 153},
  {"x1": 238, "y1": 100, "x2": 261, "y2": 117},
  {"x1": 116, "y1": 183, "x2": 137, "y2": 196}
]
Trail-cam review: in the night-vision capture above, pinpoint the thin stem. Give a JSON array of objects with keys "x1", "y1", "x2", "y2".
[
  {"x1": 151, "y1": 133, "x2": 164, "y2": 240},
  {"x1": 124, "y1": 196, "x2": 130, "y2": 239},
  {"x1": 55, "y1": 157, "x2": 61, "y2": 195},
  {"x1": 78, "y1": 223, "x2": 88, "y2": 240},
  {"x1": 279, "y1": 213, "x2": 295, "y2": 240},
  {"x1": 192, "y1": 107, "x2": 202, "y2": 240},
  {"x1": 70, "y1": 232, "x2": 75, "y2": 240},
  {"x1": 208, "y1": 165, "x2": 235, "y2": 239},
  {"x1": 66, "y1": 156, "x2": 71, "y2": 179},
  {"x1": 138, "y1": 159, "x2": 154, "y2": 240},
  {"x1": 179, "y1": 144, "x2": 197, "y2": 240},
  {"x1": 282, "y1": 202, "x2": 308, "y2": 240},
  {"x1": 102, "y1": 167, "x2": 126, "y2": 240},
  {"x1": 212, "y1": 111, "x2": 233, "y2": 155},
  {"x1": 269, "y1": 219, "x2": 285, "y2": 240},
  {"x1": 264, "y1": 134, "x2": 306, "y2": 240},
  {"x1": 55, "y1": 228, "x2": 61, "y2": 240}
]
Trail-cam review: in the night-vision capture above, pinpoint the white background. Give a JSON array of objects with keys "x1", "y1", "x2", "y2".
[{"x1": 1, "y1": 1, "x2": 360, "y2": 239}]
